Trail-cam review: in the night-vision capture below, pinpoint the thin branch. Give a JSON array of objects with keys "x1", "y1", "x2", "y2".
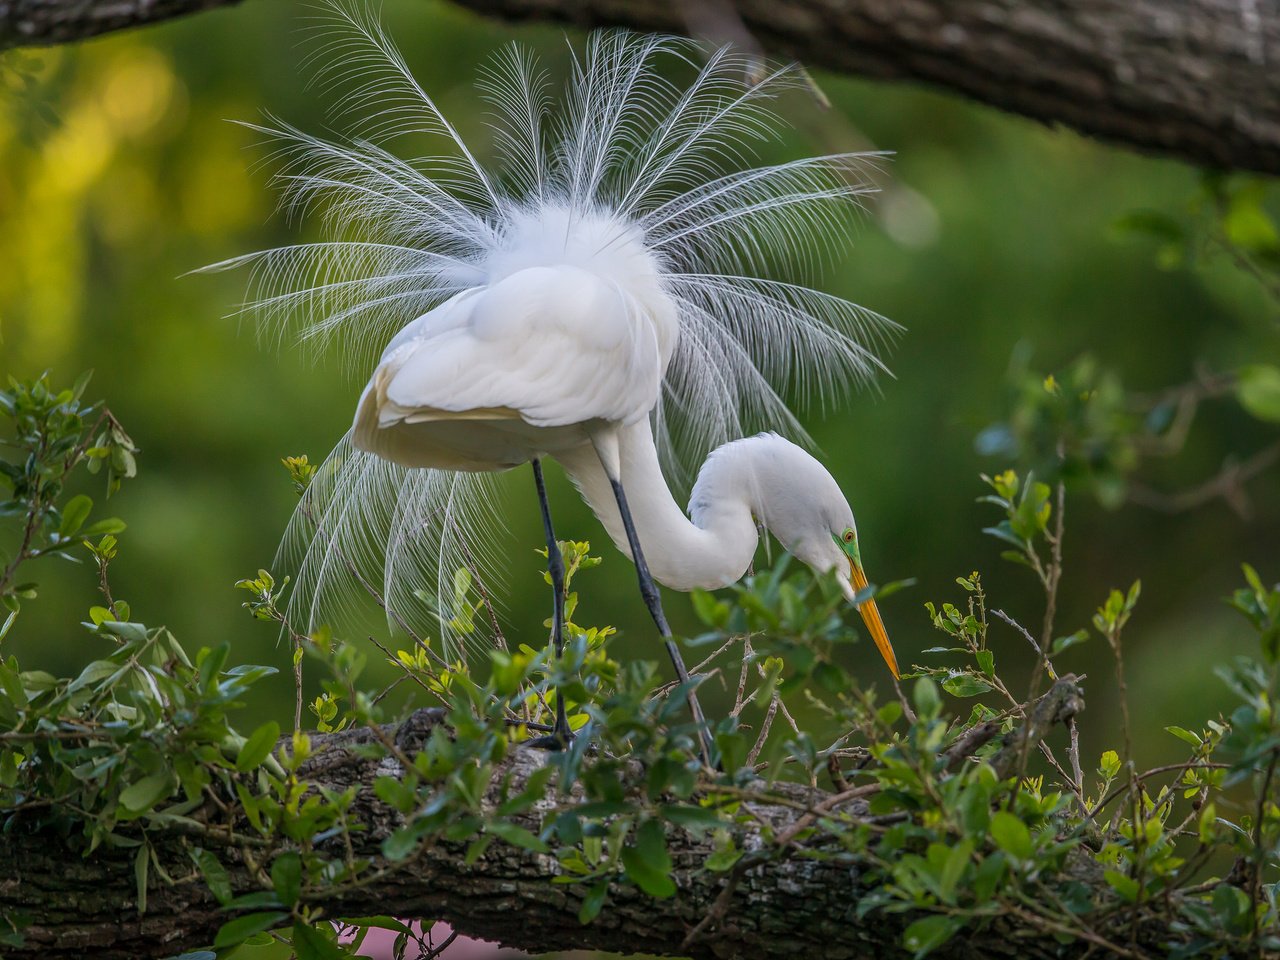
[{"x1": 1127, "y1": 441, "x2": 1280, "y2": 519}]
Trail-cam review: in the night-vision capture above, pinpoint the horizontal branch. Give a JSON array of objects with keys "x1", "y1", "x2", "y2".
[
  {"x1": 5, "y1": 1, "x2": 1278, "y2": 175},
  {"x1": 449, "y1": 0, "x2": 1280, "y2": 176},
  {"x1": 0, "y1": 0, "x2": 241, "y2": 48},
  {"x1": 0, "y1": 679, "x2": 1129, "y2": 960}
]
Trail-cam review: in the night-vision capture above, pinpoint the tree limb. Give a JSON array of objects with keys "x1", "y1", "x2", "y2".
[
  {"x1": 0, "y1": 0, "x2": 241, "y2": 48},
  {"x1": 2, "y1": 0, "x2": 1279, "y2": 176},
  {"x1": 0, "y1": 679, "x2": 1122, "y2": 960},
  {"x1": 451, "y1": 0, "x2": 1280, "y2": 176}
]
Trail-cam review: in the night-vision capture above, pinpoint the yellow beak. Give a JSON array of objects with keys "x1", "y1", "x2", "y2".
[{"x1": 848, "y1": 560, "x2": 899, "y2": 679}]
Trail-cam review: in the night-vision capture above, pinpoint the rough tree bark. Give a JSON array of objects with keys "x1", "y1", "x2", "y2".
[
  {"x1": 1, "y1": 0, "x2": 1278, "y2": 176},
  {"x1": 451, "y1": 0, "x2": 1280, "y2": 176},
  {"x1": 0, "y1": 679, "x2": 1141, "y2": 960}
]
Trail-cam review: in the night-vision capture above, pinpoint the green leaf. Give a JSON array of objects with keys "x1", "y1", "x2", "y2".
[
  {"x1": 485, "y1": 820, "x2": 550, "y2": 853},
  {"x1": 191, "y1": 848, "x2": 233, "y2": 906},
  {"x1": 118, "y1": 771, "x2": 173, "y2": 816},
  {"x1": 988, "y1": 811, "x2": 1033, "y2": 861},
  {"x1": 213, "y1": 912, "x2": 288, "y2": 948},
  {"x1": 1111, "y1": 209, "x2": 1185, "y2": 243},
  {"x1": 661, "y1": 804, "x2": 725, "y2": 831},
  {"x1": 913, "y1": 677, "x2": 942, "y2": 719},
  {"x1": 197, "y1": 642, "x2": 230, "y2": 692},
  {"x1": 1165, "y1": 726, "x2": 1202, "y2": 747},
  {"x1": 1224, "y1": 192, "x2": 1280, "y2": 252},
  {"x1": 1104, "y1": 869, "x2": 1140, "y2": 903},
  {"x1": 975, "y1": 650, "x2": 995, "y2": 677},
  {"x1": 578, "y1": 881, "x2": 609, "y2": 924},
  {"x1": 291, "y1": 921, "x2": 349, "y2": 960},
  {"x1": 59, "y1": 494, "x2": 92, "y2": 538},
  {"x1": 689, "y1": 589, "x2": 729, "y2": 628},
  {"x1": 902, "y1": 915, "x2": 962, "y2": 958},
  {"x1": 1237, "y1": 365, "x2": 1280, "y2": 423},
  {"x1": 270, "y1": 852, "x2": 302, "y2": 907},
  {"x1": 1051, "y1": 630, "x2": 1088, "y2": 655},
  {"x1": 705, "y1": 843, "x2": 742, "y2": 872},
  {"x1": 236, "y1": 721, "x2": 281, "y2": 773},
  {"x1": 382, "y1": 825, "x2": 422, "y2": 862},
  {"x1": 620, "y1": 820, "x2": 676, "y2": 898},
  {"x1": 942, "y1": 674, "x2": 992, "y2": 698},
  {"x1": 0, "y1": 661, "x2": 28, "y2": 707},
  {"x1": 972, "y1": 851, "x2": 1007, "y2": 902},
  {"x1": 68, "y1": 659, "x2": 120, "y2": 692},
  {"x1": 83, "y1": 517, "x2": 126, "y2": 537},
  {"x1": 1098, "y1": 750, "x2": 1121, "y2": 779},
  {"x1": 715, "y1": 730, "x2": 746, "y2": 776},
  {"x1": 134, "y1": 843, "x2": 149, "y2": 916}
]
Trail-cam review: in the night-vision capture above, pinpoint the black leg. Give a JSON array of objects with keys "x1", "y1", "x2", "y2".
[
  {"x1": 528, "y1": 458, "x2": 571, "y2": 749},
  {"x1": 608, "y1": 477, "x2": 715, "y2": 766}
]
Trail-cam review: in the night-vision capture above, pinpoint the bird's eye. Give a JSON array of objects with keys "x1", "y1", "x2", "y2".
[{"x1": 843, "y1": 529, "x2": 855, "y2": 543}]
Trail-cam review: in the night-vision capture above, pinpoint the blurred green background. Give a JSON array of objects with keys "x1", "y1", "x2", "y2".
[{"x1": 2, "y1": 0, "x2": 1277, "y2": 776}]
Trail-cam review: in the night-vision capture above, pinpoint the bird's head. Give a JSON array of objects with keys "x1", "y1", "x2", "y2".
[
  {"x1": 778, "y1": 507, "x2": 898, "y2": 681},
  {"x1": 830, "y1": 522, "x2": 898, "y2": 680},
  {"x1": 697, "y1": 433, "x2": 900, "y2": 680}
]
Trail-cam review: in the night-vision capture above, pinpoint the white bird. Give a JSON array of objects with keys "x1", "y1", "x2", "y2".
[{"x1": 213, "y1": 10, "x2": 901, "y2": 747}]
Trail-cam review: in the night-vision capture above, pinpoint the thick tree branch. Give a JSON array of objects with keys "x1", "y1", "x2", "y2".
[
  {"x1": 450, "y1": 0, "x2": 1280, "y2": 176},
  {"x1": 2, "y1": 1, "x2": 1279, "y2": 175},
  {"x1": 0, "y1": 0, "x2": 240, "y2": 48},
  {"x1": 0, "y1": 679, "x2": 1145, "y2": 960}
]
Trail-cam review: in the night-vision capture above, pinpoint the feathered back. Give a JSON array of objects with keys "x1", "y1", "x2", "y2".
[{"x1": 209, "y1": 5, "x2": 899, "y2": 658}]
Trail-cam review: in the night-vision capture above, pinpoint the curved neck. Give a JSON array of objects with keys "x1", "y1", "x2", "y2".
[{"x1": 555, "y1": 421, "x2": 759, "y2": 591}]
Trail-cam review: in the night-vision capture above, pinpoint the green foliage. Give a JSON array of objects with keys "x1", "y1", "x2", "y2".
[
  {"x1": 1112, "y1": 174, "x2": 1280, "y2": 297},
  {"x1": 977, "y1": 357, "x2": 1136, "y2": 507},
  {"x1": 3, "y1": 375, "x2": 1280, "y2": 959},
  {"x1": 977, "y1": 349, "x2": 1280, "y2": 516},
  {"x1": 0, "y1": 373, "x2": 134, "y2": 639}
]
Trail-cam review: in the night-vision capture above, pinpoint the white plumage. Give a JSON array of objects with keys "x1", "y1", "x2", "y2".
[{"x1": 211, "y1": 8, "x2": 902, "y2": 690}]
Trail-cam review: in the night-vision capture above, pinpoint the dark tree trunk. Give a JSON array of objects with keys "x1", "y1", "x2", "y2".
[{"x1": 3, "y1": 0, "x2": 1278, "y2": 176}]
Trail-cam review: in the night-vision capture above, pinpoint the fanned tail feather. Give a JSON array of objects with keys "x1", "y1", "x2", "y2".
[{"x1": 278, "y1": 435, "x2": 509, "y2": 661}]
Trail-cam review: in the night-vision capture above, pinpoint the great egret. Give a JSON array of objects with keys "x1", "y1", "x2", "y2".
[{"x1": 213, "y1": 11, "x2": 902, "y2": 747}]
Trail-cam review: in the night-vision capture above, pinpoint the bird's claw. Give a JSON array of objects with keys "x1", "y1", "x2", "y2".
[{"x1": 525, "y1": 729, "x2": 575, "y2": 751}]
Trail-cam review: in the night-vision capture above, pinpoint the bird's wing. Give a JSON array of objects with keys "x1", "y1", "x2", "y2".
[{"x1": 368, "y1": 265, "x2": 663, "y2": 430}]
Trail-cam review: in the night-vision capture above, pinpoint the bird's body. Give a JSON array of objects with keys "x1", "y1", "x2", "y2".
[
  {"x1": 354, "y1": 287, "x2": 899, "y2": 678},
  {"x1": 217, "y1": 14, "x2": 903, "y2": 725},
  {"x1": 353, "y1": 211, "x2": 675, "y2": 471}
]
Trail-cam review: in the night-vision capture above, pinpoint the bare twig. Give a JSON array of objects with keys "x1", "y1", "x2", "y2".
[
  {"x1": 1127, "y1": 441, "x2": 1280, "y2": 519},
  {"x1": 747, "y1": 694, "x2": 780, "y2": 766},
  {"x1": 990, "y1": 676, "x2": 1086, "y2": 779},
  {"x1": 1067, "y1": 717, "x2": 1086, "y2": 818},
  {"x1": 1250, "y1": 748, "x2": 1278, "y2": 954}
]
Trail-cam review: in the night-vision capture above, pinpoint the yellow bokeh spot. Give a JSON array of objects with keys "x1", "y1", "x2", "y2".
[{"x1": 98, "y1": 47, "x2": 179, "y2": 139}]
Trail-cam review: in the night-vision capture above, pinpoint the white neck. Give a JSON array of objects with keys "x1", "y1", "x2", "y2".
[{"x1": 555, "y1": 420, "x2": 760, "y2": 591}]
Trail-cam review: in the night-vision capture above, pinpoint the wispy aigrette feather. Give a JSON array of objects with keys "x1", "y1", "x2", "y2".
[{"x1": 210, "y1": 5, "x2": 899, "y2": 657}]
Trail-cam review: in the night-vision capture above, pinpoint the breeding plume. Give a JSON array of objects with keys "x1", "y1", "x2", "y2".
[{"x1": 215, "y1": 8, "x2": 902, "y2": 745}]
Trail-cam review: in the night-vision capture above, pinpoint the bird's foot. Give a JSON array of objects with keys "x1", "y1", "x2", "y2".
[{"x1": 525, "y1": 727, "x2": 575, "y2": 751}]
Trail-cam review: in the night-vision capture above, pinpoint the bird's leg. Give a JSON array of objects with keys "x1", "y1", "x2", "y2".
[
  {"x1": 527, "y1": 458, "x2": 572, "y2": 750},
  {"x1": 608, "y1": 476, "x2": 715, "y2": 767}
]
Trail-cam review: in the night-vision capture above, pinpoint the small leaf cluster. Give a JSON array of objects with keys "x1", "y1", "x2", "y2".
[
  {"x1": 1112, "y1": 174, "x2": 1279, "y2": 291},
  {"x1": 1, "y1": 373, "x2": 133, "y2": 638},
  {"x1": 976, "y1": 356, "x2": 1137, "y2": 507}
]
